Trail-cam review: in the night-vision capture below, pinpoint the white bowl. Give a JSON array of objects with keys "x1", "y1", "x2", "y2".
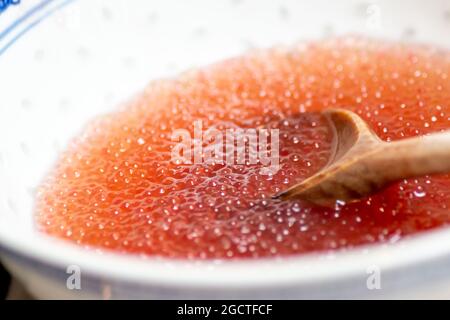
[{"x1": 1, "y1": 0, "x2": 450, "y2": 299}]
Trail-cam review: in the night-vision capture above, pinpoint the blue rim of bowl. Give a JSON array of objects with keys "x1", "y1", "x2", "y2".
[{"x1": 0, "y1": 0, "x2": 75, "y2": 56}]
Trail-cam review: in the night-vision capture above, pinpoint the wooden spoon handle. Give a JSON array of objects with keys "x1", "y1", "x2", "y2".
[
  {"x1": 275, "y1": 108, "x2": 450, "y2": 206},
  {"x1": 372, "y1": 130, "x2": 450, "y2": 181}
]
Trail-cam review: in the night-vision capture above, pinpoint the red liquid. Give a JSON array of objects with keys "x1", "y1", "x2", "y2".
[{"x1": 36, "y1": 38, "x2": 450, "y2": 259}]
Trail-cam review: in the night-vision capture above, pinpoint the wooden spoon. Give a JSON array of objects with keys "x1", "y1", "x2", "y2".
[{"x1": 274, "y1": 108, "x2": 450, "y2": 207}]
